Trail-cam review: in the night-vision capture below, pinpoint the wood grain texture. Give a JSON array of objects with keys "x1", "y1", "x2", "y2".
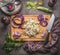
[{"x1": 11, "y1": 15, "x2": 51, "y2": 41}]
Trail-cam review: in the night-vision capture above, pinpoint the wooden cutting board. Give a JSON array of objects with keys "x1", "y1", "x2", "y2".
[{"x1": 11, "y1": 15, "x2": 51, "y2": 41}]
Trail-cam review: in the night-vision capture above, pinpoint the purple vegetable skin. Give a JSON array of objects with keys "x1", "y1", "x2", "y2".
[
  {"x1": 38, "y1": 14, "x2": 44, "y2": 21},
  {"x1": 13, "y1": 32, "x2": 21, "y2": 39},
  {"x1": 12, "y1": 14, "x2": 24, "y2": 28},
  {"x1": 40, "y1": 20, "x2": 48, "y2": 27}
]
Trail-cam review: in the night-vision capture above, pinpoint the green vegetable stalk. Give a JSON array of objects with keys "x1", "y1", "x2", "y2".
[
  {"x1": 6, "y1": 32, "x2": 11, "y2": 41},
  {"x1": 3, "y1": 33, "x2": 24, "y2": 53},
  {"x1": 3, "y1": 41, "x2": 15, "y2": 47},
  {"x1": 37, "y1": 6, "x2": 53, "y2": 13},
  {"x1": 4, "y1": 47, "x2": 13, "y2": 53}
]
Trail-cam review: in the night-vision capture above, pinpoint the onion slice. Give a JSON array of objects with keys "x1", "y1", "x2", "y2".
[
  {"x1": 13, "y1": 32, "x2": 21, "y2": 39},
  {"x1": 40, "y1": 20, "x2": 48, "y2": 27},
  {"x1": 12, "y1": 14, "x2": 24, "y2": 28},
  {"x1": 37, "y1": 14, "x2": 44, "y2": 21}
]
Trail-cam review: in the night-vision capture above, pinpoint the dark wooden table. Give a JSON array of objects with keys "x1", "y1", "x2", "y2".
[{"x1": 0, "y1": 0, "x2": 60, "y2": 55}]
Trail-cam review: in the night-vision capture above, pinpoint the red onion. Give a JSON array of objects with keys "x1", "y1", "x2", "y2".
[
  {"x1": 12, "y1": 14, "x2": 24, "y2": 28},
  {"x1": 37, "y1": 14, "x2": 44, "y2": 21},
  {"x1": 18, "y1": 24, "x2": 23, "y2": 29},
  {"x1": 37, "y1": 14, "x2": 48, "y2": 27},
  {"x1": 11, "y1": 21, "x2": 19, "y2": 28},
  {"x1": 13, "y1": 32, "x2": 21, "y2": 39},
  {"x1": 41, "y1": 31, "x2": 47, "y2": 38},
  {"x1": 13, "y1": 14, "x2": 24, "y2": 25},
  {"x1": 40, "y1": 20, "x2": 48, "y2": 27}
]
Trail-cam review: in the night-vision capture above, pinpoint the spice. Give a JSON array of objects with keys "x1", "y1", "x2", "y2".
[{"x1": 6, "y1": 3, "x2": 15, "y2": 11}]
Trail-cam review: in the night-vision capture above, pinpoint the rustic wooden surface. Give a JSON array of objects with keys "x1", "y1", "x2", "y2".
[{"x1": 0, "y1": 0, "x2": 60, "y2": 55}]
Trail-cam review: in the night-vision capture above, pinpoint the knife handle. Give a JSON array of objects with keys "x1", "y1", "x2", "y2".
[{"x1": 44, "y1": 32, "x2": 50, "y2": 45}]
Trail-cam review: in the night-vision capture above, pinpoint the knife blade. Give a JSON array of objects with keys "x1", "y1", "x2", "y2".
[
  {"x1": 44, "y1": 14, "x2": 55, "y2": 45},
  {"x1": 47, "y1": 14, "x2": 55, "y2": 32}
]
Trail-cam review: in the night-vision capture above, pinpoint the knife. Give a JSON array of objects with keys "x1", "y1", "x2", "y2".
[{"x1": 44, "y1": 14, "x2": 55, "y2": 45}]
